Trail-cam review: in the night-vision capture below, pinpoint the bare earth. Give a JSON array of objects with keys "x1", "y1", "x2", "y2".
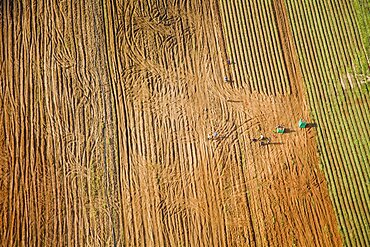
[{"x1": 0, "y1": 0, "x2": 341, "y2": 246}]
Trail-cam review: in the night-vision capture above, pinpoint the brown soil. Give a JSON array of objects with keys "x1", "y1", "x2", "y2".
[{"x1": 0, "y1": 0, "x2": 341, "y2": 246}]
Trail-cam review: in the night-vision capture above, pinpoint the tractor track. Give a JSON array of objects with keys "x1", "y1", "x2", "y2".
[{"x1": 2, "y1": 0, "x2": 367, "y2": 246}]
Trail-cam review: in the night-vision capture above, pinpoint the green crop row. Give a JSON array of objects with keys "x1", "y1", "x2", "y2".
[
  {"x1": 284, "y1": 0, "x2": 370, "y2": 245},
  {"x1": 352, "y1": 0, "x2": 370, "y2": 74},
  {"x1": 218, "y1": 0, "x2": 370, "y2": 245}
]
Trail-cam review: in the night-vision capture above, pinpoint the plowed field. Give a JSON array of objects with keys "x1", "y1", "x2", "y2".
[{"x1": 1, "y1": 0, "x2": 368, "y2": 246}]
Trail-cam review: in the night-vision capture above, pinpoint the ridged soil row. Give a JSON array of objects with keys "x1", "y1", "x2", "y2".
[
  {"x1": 219, "y1": 0, "x2": 343, "y2": 245},
  {"x1": 111, "y1": 0, "x2": 235, "y2": 245},
  {"x1": 219, "y1": 0, "x2": 291, "y2": 95},
  {"x1": 0, "y1": 0, "x2": 120, "y2": 245}
]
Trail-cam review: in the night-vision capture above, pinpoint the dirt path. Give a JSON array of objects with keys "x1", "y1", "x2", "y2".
[{"x1": 0, "y1": 0, "x2": 341, "y2": 246}]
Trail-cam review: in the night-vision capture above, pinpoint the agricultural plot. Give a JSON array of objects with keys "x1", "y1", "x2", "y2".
[
  {"x1": 221, "y1": 0, "x2": 370, "y2": 245},
  {"x1": 218, "y1": 0, "x2": 342, "y2": 245},
  {"x1": 1, "y1": 0, "x2": 365, "y2": 246},
  {"x1": 283, "y1": 0, "x2": 370, "y2": 245}
]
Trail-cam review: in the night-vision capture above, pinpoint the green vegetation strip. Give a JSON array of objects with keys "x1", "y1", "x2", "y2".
[{"x1": 284, "y1": 0, "x2": 370, "y2": 245}]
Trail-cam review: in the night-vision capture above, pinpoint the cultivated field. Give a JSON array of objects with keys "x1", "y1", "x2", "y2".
[
  {"x1": 220, "y1": 0, "x2": 370, "y2": 245},
  {"x1": 284, "y1": 0, "x2": 370, "y2": 245},
  {"x1": 0, "y1": 0, "x2": 368, "y2": 246}
]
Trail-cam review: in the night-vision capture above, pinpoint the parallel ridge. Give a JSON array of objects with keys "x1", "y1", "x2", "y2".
[
  {"x1": 0, "y1": 0, "x2": 355, "y2": 246},
  {"x1": 0, "y1": 0, "x2": 119, "y2": 245},
  {"x1": 219, "y1": 0, "x2": 291, "y2": 95},
  {"x1": 284, "y1": 0, "x2": 370, "y2": 245},
  {"x1": 113, "y1": 1, "x2": 236, "y2": 245},
  {"x1": 95, "y1": 0, "x2": 342, "y2": 245}
]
